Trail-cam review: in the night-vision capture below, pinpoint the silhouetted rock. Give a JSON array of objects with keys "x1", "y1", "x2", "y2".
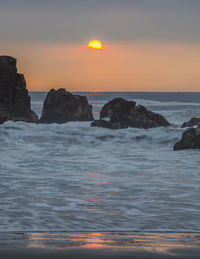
[
  {"x1": 100, "y1": 98, "x2": 136, "y2": 120},
  {"x1": 40, "y1": 88, "x2": 94, "y2": 124},
  {"x1": 174, "y1": 126, "x2": 200, "y2": 150},
  {"x1": 0, "y1": 56, "x2": 38, "y2": 124},
  {"x1": 91, "y1": 98, "x2": 170, "y2": 129},
  {"x1": 181, "y1": 118, "x2": 200, "y2": 128}
]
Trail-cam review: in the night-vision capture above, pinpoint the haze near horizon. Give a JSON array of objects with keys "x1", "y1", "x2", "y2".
[{"x1": 1, "y1": 0, "x2": 200, "y2": 92}]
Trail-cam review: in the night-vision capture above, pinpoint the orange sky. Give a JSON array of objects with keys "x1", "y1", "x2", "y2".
[{"x1": 2, "y1": 41, "x2": 200, "y2": 92}]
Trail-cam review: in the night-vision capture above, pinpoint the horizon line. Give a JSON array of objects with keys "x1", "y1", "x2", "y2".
[{"x1": 29, "y1": 90, "x2": 200, "y2": 93}]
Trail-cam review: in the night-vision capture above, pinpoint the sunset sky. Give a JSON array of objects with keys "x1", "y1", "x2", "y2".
[{"x1": 1, "y1": 0, "x2": 200, "y2": 92}]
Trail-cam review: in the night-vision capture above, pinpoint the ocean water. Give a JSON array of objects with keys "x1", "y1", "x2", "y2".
[{"x1": 0, "y1": 92, "x2": 200, "y2": 233}]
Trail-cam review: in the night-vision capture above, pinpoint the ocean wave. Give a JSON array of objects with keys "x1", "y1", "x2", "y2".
[
  {"x1": 87, "y1": 98, "x2": 200, "y2": 107},
  {"x1": 131, "y1": 98, "x2": 200, "y2": 107},
  {"x1": 0, "y1": 121, "x2": 181, "y2": 147},
  {"x1": 1, "y1": 92, "x2": 200, "y2": 233}
]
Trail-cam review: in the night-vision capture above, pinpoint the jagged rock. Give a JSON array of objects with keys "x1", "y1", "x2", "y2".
[
  {"x1": 174, "y1": 126, "x2": 200, "y2": 150},
  {"x1": 40, "y1": 88, "x2": 94, "y2": 124},
  {"x1": 181, "y1": 118, "x2": 200, "y2": 128},
  {"x1": 91, "y1": 98, "x2": 170, "y2": 129},
  {"x1": 0, "y1": 56, "x2": 38, "y2": 124}
]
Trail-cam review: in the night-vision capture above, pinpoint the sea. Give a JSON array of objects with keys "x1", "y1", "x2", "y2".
[{"x1": 0, "y1": 92, "x2": 200, "y2": 237}]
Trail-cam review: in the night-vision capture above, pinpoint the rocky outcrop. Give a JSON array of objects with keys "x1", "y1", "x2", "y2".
[
  {"x1": 100, "y1": 98, "x2": 136, "y2": 121},
  {"x1": 174, "y1": 126, "x2": 200, "y2": 150},
  {"x1": 181, "y1": 118, "x2": 200, "y2": 128},
  {"x1": 91, "y1": 98, "x2": 170, "y2": 129},
  {"x1": 0, "y1": 56, "x2": 38, "y2": 124},
  {"x1": 40, "y1": 88, "x2": 94, "y2": 123}
]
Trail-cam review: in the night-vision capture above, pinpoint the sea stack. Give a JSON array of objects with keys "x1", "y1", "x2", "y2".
[
  {"x1": 0, "y1": 56, "x2": 38, "y2": 124},
  {"x1": 174, "y1": 126, "x2": 200, "y2": 150},
  {"x1": 39, "y1": 88, "x2": 94, "y2": 123},
  {"x1": 91, "y1": 97, "x2": 170, "y2": 129}
]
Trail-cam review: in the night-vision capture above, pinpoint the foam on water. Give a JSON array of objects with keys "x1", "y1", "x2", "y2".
[{"x1": 0, "y1": 92, "x2": 200, "y2": 233}]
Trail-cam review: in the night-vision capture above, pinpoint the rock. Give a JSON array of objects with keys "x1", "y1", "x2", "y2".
[
  {"x1": 0, "y1": 107, "x2": 9, "y2": 124},
  {"x1": 0, "y1": 56, "x2": 38, "y2": 124},
  {"x1": 40, "y1": 88, "x2": 94, "y2": 123},
  {"x1": 174, "y1": 126, "x2": 200, "y2": 150},
  {"x1": 181, "y1": 118, "x2": 200, "y2": 128},
  {"x1": 91, "y1": 119, "x2": 128, "y2": 129},
  {"x1": 91, "y1": 98, "x2": 170, "y2": 129},
  {"x1": 100, "y1": 97, "x2": 136, "y2": 120}
]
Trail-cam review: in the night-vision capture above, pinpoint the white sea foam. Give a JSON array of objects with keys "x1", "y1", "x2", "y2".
[
  {"x1": 133, "y1": 98, "x2": 200, "y2": 107},
  {"x1": 0, "y1": 92, "x2": 200, "y2": 233}
]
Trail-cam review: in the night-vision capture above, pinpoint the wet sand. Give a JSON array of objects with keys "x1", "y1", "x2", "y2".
[
  {"x1": 0, "y1": 232, "x2": 200, "y2": 258},
  {"x1": 0, "y1": 247, "x2": 200, "y2": 259}
]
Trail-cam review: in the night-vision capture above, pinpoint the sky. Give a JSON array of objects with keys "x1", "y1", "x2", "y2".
[{"x1": 0, "y1": 0, "x2": 200, "y2": 91}]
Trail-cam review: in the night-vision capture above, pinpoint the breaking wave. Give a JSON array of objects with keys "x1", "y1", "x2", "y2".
[{"x1": 0, "y1": 92, "x2": 200, "y2": 233}]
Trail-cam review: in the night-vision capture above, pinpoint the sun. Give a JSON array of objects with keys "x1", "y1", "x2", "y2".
[{"x1": 88, "y1": 40, "x2": 103, "y2": 50}]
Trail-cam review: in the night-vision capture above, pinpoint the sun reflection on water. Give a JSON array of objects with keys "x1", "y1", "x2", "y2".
[{"x1": 25, "y1": 232, "x2": 200, "y2": 254}]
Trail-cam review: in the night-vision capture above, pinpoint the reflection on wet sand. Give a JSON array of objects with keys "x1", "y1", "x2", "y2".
[{"x1": 23, "y1": 232, "x2": 200, "y2": 254}]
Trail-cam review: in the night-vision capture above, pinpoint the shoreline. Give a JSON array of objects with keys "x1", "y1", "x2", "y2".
[
  {"x1": 0, "y1": 247, "x2": 200, "y2": 259},
  {"x1": 0, "y1": 232, "x2": 200, "y2": 258}
]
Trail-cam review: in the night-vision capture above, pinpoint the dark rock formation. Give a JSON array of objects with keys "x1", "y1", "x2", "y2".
[
  {"x1": 174, "y1": 126, "x2": 200, "y2": 150},
  {"x1": 0, "y1": 56, "x2": 38, "y2": 124},
  {"x1": 91, "y1": 98, "x2": 170, "y2": 129},
  {"x1": 181, "y1": 118, "x2": 200, "y2": 128},
  {"x1": 40, "y1": 88, "x2": 94, "y2": 123},
  {"x1": 100, "y1": 98, "x2": 136, "y2": 120},
  {"x1": 0, "y1": 107, "x2": 9, "y2": 124}
]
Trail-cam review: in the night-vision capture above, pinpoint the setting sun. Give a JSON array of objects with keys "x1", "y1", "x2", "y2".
[{"x1": 88, "y1": 40, "x2": 102, "y2": 50}]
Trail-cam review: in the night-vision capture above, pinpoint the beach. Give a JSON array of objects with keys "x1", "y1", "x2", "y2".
[
  {"x1": 1, "y1": 1, "x2": 200, "y2": 256},
  {"x1": 1, "y1": 92, "x2": 200, "y2": 257},
  {"x1": 1, "y1": 248, "x2": 200, "y2": 259},
  {"x1": 0, "y1": 232, "x2": 200, "y2": 258}
]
